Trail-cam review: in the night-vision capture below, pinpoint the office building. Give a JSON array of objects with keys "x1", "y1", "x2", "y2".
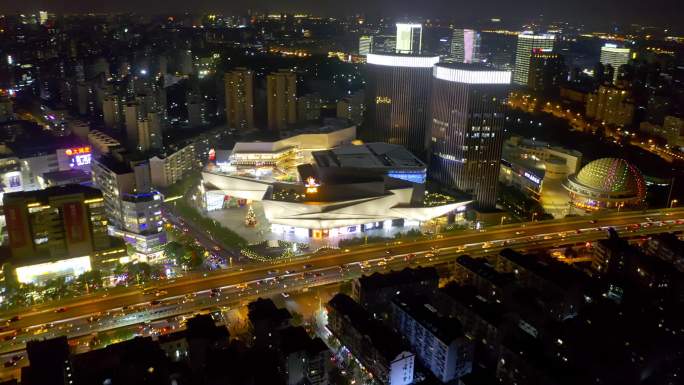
[
  {"x1": 359, "y1": 35, "x2": 374, "y2": 56},
  {"x1": 2, "y1": 185, "x2": 124, "y2": 284},
  {"x1": 395, "y1": 23, "x2": 422, "y2": 55},
  {"x1": 267, "y1": 69, "x2": 297, "y2": 131},
  {"x1": 513, "y1": 32, "x2": 555, "y2": 85},
  {"x1": 600, "y1": 44, "x2": 630, "y2": 84},
  {"x1": 362, "y1": 53, "x2": 439, "y2": 157},
  {"x1": 450, "y1": 29, "x2": 480, "y2": 63},
  {"x1": 224, "y1": 68, "x2": 255, "y2": 131},
  {"x1": 428, "y1": 63, "x2": 511, "y2": 208},
  {"x1": 91, "y1": 156, "x2": 166, "y2": 259},
  {"x1": 527, "y1": 51, "x2": 566, "y2": 97},
  {"x1": 391, "y1": 294, "x2": 474, "y2": 382},
  {"x1": 586, "y1": 85, "x2": 634, "y2": 127},
  {"x1": 327, "y1": 294, "x2": 415, "y2": 385}
]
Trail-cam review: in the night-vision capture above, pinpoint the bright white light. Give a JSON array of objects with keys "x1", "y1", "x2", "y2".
[
  {"x1": 140, "y1": 69, "x2": 148, "y2": 75},
  {"x1": 15, "y1": 256, "x2": 92, "y2": 284},
  {"x1": 433, "y1": 65, "x2": 511, "y2": 84},
  {"x1": 367, "y1": 54, "x2": 439, "y2": 68}
]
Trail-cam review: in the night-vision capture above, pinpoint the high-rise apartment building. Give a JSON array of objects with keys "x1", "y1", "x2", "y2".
[
  {"x1": 359, "y1": 35, "x2": 374, "y2": 56},
  {"x1": 363, "y1": 54, "x2": 439, "y2": 158},
  {"x1": 337, "y1": 90, "x2": 365, "y2": 125},
  {"x1": 102, "y1": 94, "x2": 121, "y2": 129},
  {"x1": 527, "y1": 51, "x2": 566, "y2": 97},
  {"x1": 429, "y1": 63, "x2": 511, "y2": 208},
  {"x1": 267, "y1": 69, "x2": 297, "y2": 131},
  {"x1": 513, "y1": 32, "x2": 555, "y2": 85},
  {"x1": 138, "y1": 111, "x2": 163, "y2": 152},
  {"x1": 450, "y1": 29, "x2": 481, "y2": 63},
  {"x1": 186, "y1": 94, "x2": 206, "y2": 128},
  {"x1": 395, "y1": 23, "x2": 422, "y2": 55},
  {"x1": 297, "y1": 93, "x2": 322, "y2": 122},
  {"x1": 600, "y1": 44, "x2": 630, "y2": 84},
  {"x1": 224, "y1": 68, "x2": 255, "y2": 131},
  {"x1": 586, "y1": 85, "x2": 634, "y2": 127},
  {"x1": 124, "y1": 101, "x2": 140, "y2": 149}
]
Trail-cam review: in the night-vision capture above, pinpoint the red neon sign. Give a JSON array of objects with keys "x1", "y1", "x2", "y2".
[{"x1": 65, "y1": 146, "x2": 91, "y2": 156}]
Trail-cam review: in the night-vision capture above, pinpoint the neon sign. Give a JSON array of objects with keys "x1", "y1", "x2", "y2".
[
  {"x1": 66, "y1": 146, "x2": 92, "y2": 168},
  {"x1": 65, "y1": 146, "x2": 91, "y2": 156},
  {"x1": 523, "y1": 172, "x2": 541, "y2": 185},
  {"x1": 305, "y1": 177, "x2": 320, "y2": 194}
]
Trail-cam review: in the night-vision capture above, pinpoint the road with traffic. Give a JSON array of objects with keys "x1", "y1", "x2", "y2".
[{"x1": 1, "y1": 208, "x2": 683, "y2": 358}]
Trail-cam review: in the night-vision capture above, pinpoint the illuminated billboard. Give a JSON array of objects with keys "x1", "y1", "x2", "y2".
[{"x1": 58, "y1": 146, "x2": 92, "y2": 170}]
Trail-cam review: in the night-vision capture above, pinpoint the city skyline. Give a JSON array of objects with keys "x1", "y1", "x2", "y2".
[{"x1": 1, "y1": 0, "x2": 683, "y2": 32}]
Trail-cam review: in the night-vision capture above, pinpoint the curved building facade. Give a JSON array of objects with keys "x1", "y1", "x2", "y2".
[
  {"x1": 362, "y1": 54, "x2": 440, "y2": 158},
  {"x1": 563, "y1": 158, "x2": 646, "y2": 210},
  {"x1": 428, "y1": 63, "x2": 511, "y2": 208}
]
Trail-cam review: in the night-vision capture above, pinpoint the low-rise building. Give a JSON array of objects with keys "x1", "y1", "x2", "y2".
[
  {"x1": 391, "y1": 294, "x2": 474, "y2": 382},
  {"x1": 327, "y1": 293, "x2": 415, "y2": 385},
  {"x1": 352, "y1": 267, "x2": 438, "y2": 319}
]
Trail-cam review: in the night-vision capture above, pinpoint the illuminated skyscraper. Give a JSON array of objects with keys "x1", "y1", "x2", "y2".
[
  {"x1": 513, "y1": 32, "x2": 555, "y2": 85},
  {"x1": 224, "y1": 68, "x2": 255, "y2": 131},
  {"x1": 267, "y1": 69, "x2": 297, "y2": 131},
  {"x1": 359, "y1": 35, "x2": 374, "y2": 56},
  {"x1": 429, "y1": 63, "x2": 511, "y2": 208},
  {"x1": 450, "y1": 29, "x2": 481, "y2": 63},
  {"x1": 362, "y1": 54, "x2": 439, "y2": 157},
  {"x1": 600, "y1": 44, "x2": 630, "y2": 84},
  {"x1": 395, "y1": 23, "x2": 423, "y2": 55}
]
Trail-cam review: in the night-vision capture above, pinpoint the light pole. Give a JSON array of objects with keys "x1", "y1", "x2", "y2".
[
  {"x1": 671, "y1": 199, "x2": 678, "y2": 208},
  {"x1": 500, "y1": 216, "x2": 507, "y2": 226},
  {"x1": 532, "y1": 212, "x2": 538, "y2": 222}
]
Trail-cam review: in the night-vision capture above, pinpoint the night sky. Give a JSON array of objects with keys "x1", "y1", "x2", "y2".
[{"x1": 2, "y1": 0, "x2": 681, "y2": 30}]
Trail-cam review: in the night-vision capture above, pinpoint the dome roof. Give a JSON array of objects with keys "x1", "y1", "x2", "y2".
[{"x1": 571, "y1": 158, "x2": 645, "y2": 198}]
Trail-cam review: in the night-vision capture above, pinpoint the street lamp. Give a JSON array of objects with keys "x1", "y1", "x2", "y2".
[
  {"x1": 671, "y1": 199, "x2": 678, "y2": 208},
  {"x1": 532, "y1": 212, "x2": 538, "y2": 222},
  {"x1": 500, "y1": 216, "x2": 507, "y2": 226}
]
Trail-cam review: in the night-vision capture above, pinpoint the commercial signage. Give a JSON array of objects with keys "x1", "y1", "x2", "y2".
[
  {"x1": 5, "y1": 206, "x2": 27, "y2": 248},
  {"x1": 63, "y1": 202, "x2": 85, "y2": 243},
  {"x1": 523, "y1": 171, "x2": 541, "y2": 185},
  {"x1": 65, "y1": 146, "x2": 92, "y2": 168}
]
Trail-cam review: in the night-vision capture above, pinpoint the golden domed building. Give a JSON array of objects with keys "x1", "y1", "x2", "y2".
[{"x1": 563, "y1": 158, "x2": 646, "y2": 210}]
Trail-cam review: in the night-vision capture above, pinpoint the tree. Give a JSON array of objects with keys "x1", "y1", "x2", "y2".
[
  {"x1": 244, "y1": 205, "x2": 257, "y2": 227},
  {"x1": 1, "y1": 263, "x2": 19, "y2": 295},
  {"x1": 164, "y1": 241, "x2": 187, "y2": 265},
  {"x1": 78, "y1": 270, "x2": 103, "y2": 292},
  {"x1": 126, "y1": 262, "x2": 152, "y2": 284}
]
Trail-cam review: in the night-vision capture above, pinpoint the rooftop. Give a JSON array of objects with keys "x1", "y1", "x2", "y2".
[
  {"x1": 313, "y1": 143, "x2": 425, "y2": 170},
  {"x1": 357, "y1": 267, "x2": 438, "y2": 292},
  {"x1": 392, "y1": 294, "x2": 465, "y2": 343},
  {"x1": 3, "y1": 184, "x2": 102, "y2": 204},
  {"x1": 440, "y1": 284, "x2": 506, "y2": 326},
  {"x1": 328, "y1": 293, "x2": 408, "y2": 361}
]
